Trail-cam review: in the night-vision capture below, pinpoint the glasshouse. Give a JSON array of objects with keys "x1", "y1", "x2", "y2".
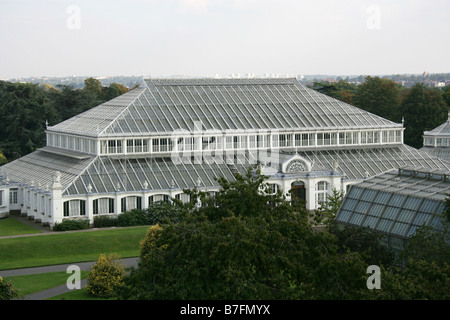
[
  {"x1": 335, "y1": 166, "x2": 450, "y2": 251},
  {"x1": 1, "y1": 78, "x2": 449, "y2": 228},
  {"x1": 421, "y1": 112, "x2": 450, "y2": 162}
]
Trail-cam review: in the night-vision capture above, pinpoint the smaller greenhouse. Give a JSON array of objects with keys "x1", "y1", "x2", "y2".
[
  {"x1": 421, "y1": 112, "x2": 450, "y2": 162},
  {"x1": 335, "y1": 166, "x2": 450, "y2": 252}
]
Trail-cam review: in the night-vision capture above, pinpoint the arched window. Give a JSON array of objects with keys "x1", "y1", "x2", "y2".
[
  {"x1": 63, "y1": 200, "x2": 86, "y2": 217},
  {"x1": 149, "y1": 194, "x2": 169, "y2": 205},
  {"x1": 120, "y1": 196, "x2": 142, "y2": 213},
  {"x1": 267, "y1": 183, "x2": 281, "y2": 194},
  {"x1": 175, "y1": 193, "x2": 190, "y2": 204},
  {"x1": 93, "y1": 198, "x2": 115, "y2": 215},
  {"x1": 316, "y1": 181, "x2": 329, "y2": 206}
]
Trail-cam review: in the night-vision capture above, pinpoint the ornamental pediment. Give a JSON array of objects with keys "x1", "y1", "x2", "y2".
[{"x1": 282, "y1": 154, "x2": 312, "y2": 173}]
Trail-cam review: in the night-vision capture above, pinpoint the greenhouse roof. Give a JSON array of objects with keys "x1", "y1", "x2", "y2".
[
  {"x1": 423, "y1": 112, "x2": 450, "y2": 136},
  {"x1": 335, "y1": 167, "x2": 450, "y2": 240},
  {"x1": 420, "y1": 146, "x2": 450, "y2": 163},
  {"x1": 47, "y1": 78, "x2": 402, "y2": 138},
  {"x1": 2, "y1": 144, "x2": 449, "y2": 196}
]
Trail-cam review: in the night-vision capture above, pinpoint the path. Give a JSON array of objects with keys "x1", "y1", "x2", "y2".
[
  {"x1": 1, "y1": 214, "x2": 142, "y2": 300},
  {"x1": 0, "y1": 257, "x2": 139, "y2": 300}
]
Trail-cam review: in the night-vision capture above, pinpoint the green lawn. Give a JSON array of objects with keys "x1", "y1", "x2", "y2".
[
  {"x1": 47, "y1": 287, "x2": 110, "y2": 300},
  {"x1": 3, "y1": 271, "x2": 88, "y2": 297},
  {"x1": 0, "y1": 226, "x2": 148, "y2": 270},
  {"x1": 0, "y1": 217, "x2": 43, "y2": 236}
]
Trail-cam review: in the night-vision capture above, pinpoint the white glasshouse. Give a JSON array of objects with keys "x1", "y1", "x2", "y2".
[
  {"x1": 1, "y1": 78, "x2": 449, "y2": 228},
  {"x1": 421, "y1": 112, "x2": 450, "y2": 162}
]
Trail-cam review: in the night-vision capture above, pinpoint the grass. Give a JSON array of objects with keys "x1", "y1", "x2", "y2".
[
  {"x1": 0, "y1": 226, "x2": 148, "y2": 270},
  {"x1": 0, "y1": 219, "x2": 149, "y2": 300},
  {"x1": 47, "y1": 287, "x2": 111, "y2": 300},
  {"x1": 3, "y1": 271, "x2": 89, "y2": 297},
  {"x1": 0, "y1": 217, "x2": 43, "y2": 236}
]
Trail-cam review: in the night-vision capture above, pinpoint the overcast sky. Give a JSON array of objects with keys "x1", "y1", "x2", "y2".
[{"x1": 1, "y1": 0, "x2": 449, "y2": 79}]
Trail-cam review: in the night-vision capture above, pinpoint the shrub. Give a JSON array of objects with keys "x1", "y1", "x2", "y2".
[
  {"x1": 53, "y1": 219, "x2": 90, "y2": 231},
  {"x1": 116, "y1": 209, "x2": 151, "y2": 227},
  {"x1": 146, "y1": 201, "x2": 186, "y2": 225},
  {"x1": 93, "y1": 215, "x2": 118, "y2": 228},
  {"x1": 0, "y1": 276, "x2": 19, "y2": 300},
  {"x1": 86, "y1": 253, "x2": 125, "y2": 298}
]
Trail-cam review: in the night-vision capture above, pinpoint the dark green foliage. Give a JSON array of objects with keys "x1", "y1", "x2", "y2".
[
  {"x1": 117, "y1": 170, "x2": 450, "y2": 300},
  {"x1": 119, "y1": 211, "x2": 352, "y2": 300},
  {"x1": 400, "y1": 222, "x2": 450, "y2": 267},
  {"x1": 309, "y1": 80, "x2": 357, "y2": 104},
  {"x1": 312, "y1": 188, "x2": 344, "y2": 226},
  {"x1": 0, "y1": 277, "x2": 19, "y2": 300},
  {"x1": 353, "y1": 76, "x2": 402, "y2": 122},
  {"x1": 45, "y1": 84, "x2": 101, "y2": 121},
  {"x1": 117, "y1": 170, "x2": 371, "y2": 300},
  {"x1": 400, "y1": 83, "x2": 448, "y2": 148},
  {"x1": 145, "y1": 201, "x2": 187, "y2": 225},
  {"x1": 93, "y1": 215, "x2": 118, "y2": 228},
  {"x1": 443, "y1": 85, "x2": 450, "y2": 107},
  {"x1": 52, "y1": 219, "x2": 90, "y2": 231},
  {"x1": 116, "y1": 209, "x2": 152, "y2": 227},
  {"x1": 92, "y1": 202, "x2": 186, "y2": 228},
  {"x1": 0, "y1": 78, "x2": 128, "y2": 162},
  {"x1": 0, "y1": 81, "x2": 58, "y2": 159},
  {"x1": 329, "y1": 223, "x2": 396, "y2": 268},
  {"x1": 445, "y1": 196, "x2": 450, "y2": 223}
]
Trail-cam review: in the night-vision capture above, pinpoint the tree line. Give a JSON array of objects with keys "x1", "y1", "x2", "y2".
[
  {"x1": 0, "y1": 78, "x2": 131, "y2": 161},
  {"x1": 310, "y1": 77, "x2": 450, "y2": 149}
]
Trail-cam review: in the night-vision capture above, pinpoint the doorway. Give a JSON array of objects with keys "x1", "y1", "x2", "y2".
[{"x1": 290, "y1": 180, "x2": 306, "y2": 204}]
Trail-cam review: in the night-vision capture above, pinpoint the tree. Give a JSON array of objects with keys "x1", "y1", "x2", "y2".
[
  {"x1": 312, "y1": 188, "x2": 344, "y2": 226},
  {"x1": 443, "y1": 85, "x2": 450, "y2": 107},
  {"x1": 0, "y1": 276, "x2": 19, "y2": 300},
  {"x1": 329, "y1": 224, "x2": 396, "y2": 268},
  {"x1": 400, "y1": 83, "x2": 448, "y2": 148},
  {"x1": 86, "y1": 253, "x2": 125, "y2": 298},
  {"x1": 0, "y1": 81, "x2": 58, "y2": 159},
  {"x1": 83, "y1": 77, "x2": 104, "y2": 99},
  {"x1": 104, "y1": 83, "x2": 129, "y2": 100},
  {"x1": 117, "y1": 169, "x2": 374, "y2": 300},
  {"x1": 400, "y1": 213, "x2": 449, "y2": 267},
  {"x1": 363, "y1": 259, "x2": 450, "y2": 300},
  {"x1": 353, "y1": 76, "x2": 402, "y2": 122},
  {"x1": 0, "y1": 150, "x2": 7, "y2": 165},
  {"x1": 46, "y1": 84, "x2": 98, "y2": 121},
  {"x1": 310, "y1": 80, "x2": 357, "y2": 104}
]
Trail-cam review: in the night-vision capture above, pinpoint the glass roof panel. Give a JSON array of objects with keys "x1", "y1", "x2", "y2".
[{"x1": 48, "y1": 78, "x2": 405, "y2": 137}]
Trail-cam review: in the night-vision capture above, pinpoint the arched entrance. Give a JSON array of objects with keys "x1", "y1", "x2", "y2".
[{"x1": 290, "y1": 180, "x2": 306, "y2": 204}]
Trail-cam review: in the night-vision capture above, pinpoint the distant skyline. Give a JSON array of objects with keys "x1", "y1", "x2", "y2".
[{"x1": 1, "y1": 0, "x2": 449, "y2": 79}]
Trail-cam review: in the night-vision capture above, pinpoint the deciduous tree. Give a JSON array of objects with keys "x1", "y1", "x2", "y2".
[
  {"x1": 400, "y1": 83, "x2": 448, "y2": 148},
  {"x1": 353, "y1": 76, "x2": 402, "y2": 122}
]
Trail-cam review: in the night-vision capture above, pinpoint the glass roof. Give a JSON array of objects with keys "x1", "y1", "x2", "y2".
[
  {"x1": 2, "y1": 143, "x2": 450, "y2": 198},
  {"x1": 1, "y1": 149, "x2": 95, "y2": 192},
  {"x1": 423, "y1": 112, "x2": 450, "y2": 136},
  {"x1": 336, "y1": 167, "x2": 450, "y2": 239},
  {"x1": 420, "y1": 146, "x2": 450, "y2": 163},
  {"x1": 63, "y1": 144, "x2": 450, "y2": 195},
  {"x1": 48, "y1": 78, "x2": 401, "y2": 138}
]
